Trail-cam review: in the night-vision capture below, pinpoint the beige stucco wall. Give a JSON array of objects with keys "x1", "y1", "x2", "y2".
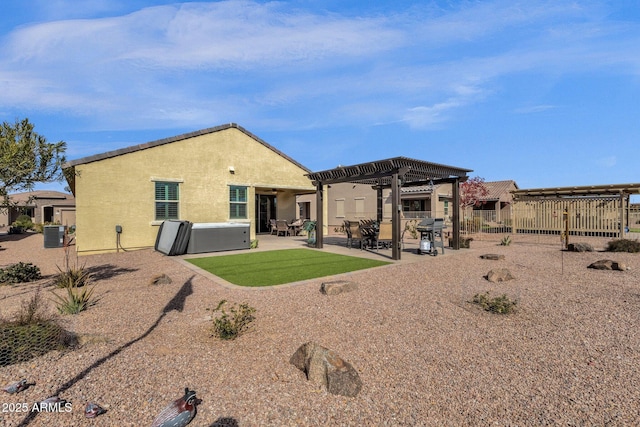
[{"x1": 73, "y1": 127, "x2": 314, "y2": 254}]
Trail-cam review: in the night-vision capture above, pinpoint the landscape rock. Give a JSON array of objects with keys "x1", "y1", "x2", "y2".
[
  {"x1": 480, "y1": 254, "x2": 505, "y2": 260},
  {"x1": 290, "y1": 341, "x2": 362, "y2": 397},
  {"x1": 568, "y1": 243, "x2": 594, "y2": 252},
  {"x1": 486, "y1": 268, "x2": 515, "y2": 283},
  {"x1": 588, "y1": 260, "x2": 627, "y2": 271},
  {"x1": 150, "y1": 273, "x2": 172, "y2": 286},
  {"x1": 320, "y1": 280, "x2": 358, "y2": 295}
]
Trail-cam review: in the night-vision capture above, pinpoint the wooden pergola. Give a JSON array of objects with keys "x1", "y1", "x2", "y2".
[{"x1": 306, "y1": 157, "x2": 472, "y2": 260}]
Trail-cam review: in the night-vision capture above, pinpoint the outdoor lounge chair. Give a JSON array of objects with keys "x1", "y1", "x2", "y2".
[
  {"x1": 289, "y1": 218, "x2": 303, "y2": 236},
  {"x1": 344, "y1": 220, "x2": 353, "y2": 248},
  {"x1": 373, "y1": 222, "x2": 393, "y2": 250},
  {"x1": 347, "y1": 221, "x2": 365, "y2": 249},
  {"x1": 269, "y1": 219, "x2": 277, "y2": 235},
  {"x1": 275, "y1": 220, "x2": 290, "y2": 236}
]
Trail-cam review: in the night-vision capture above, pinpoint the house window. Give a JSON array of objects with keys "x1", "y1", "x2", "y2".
[
  {"x1": 230, "y1": 185, "x2": 248, "y2": 219},
  {"x1": 444, "y1": 201, "x2": 449, "y2": 216},
  {"x1": 155, "y1": 182, "x2": 179, "y2": 220},
  {"x1": 355, "y1": 197, "x2": 365, "y2": 218},
  {"x1": 336, "y1": 199, "x2": 345, "y2": 218}
]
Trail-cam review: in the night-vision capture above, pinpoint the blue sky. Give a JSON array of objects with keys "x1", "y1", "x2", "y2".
[{"x1": 2, "y1": 0, "x2": 639, "y2": 193}]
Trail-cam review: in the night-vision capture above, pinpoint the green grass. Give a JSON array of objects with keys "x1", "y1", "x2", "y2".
[{"x1": 186, "y1": 249, "x2": 391, "y2": 287}]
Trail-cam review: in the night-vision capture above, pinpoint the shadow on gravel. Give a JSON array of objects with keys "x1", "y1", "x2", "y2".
[
  {"x1": 17, "y1": 276, "x2": 195, "y2": 426},
  {"x1": 210, "y1": 417, "x2": 240, "y2": 426},
  {"x1": 86, "y1": 264, "x2": 138, "y2": 281}
]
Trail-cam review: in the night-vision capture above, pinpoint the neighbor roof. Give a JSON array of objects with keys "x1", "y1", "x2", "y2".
[
  {"x1": 63, "y1": 123, "x2": 311, "y2": 173},
  {"x1": 479, "y1": 180, "x2": 518, "y2": 201},
  {"x1": 512, "y1": 183, "x2": 640, "y2": 199},
  {"x1": 8, "y1": 190, "x2": 74, "y2": 204}
]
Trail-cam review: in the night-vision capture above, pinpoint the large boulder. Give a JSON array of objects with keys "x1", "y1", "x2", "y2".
[
  {"x1": 320, "y1": 280, "x2": 358, "y2": 295},
  {"x1": 568, "y1": 243, "x2": 594, "y2": 252},
  {"x1": 588, "y1": 260, "x2": 628, "y2": 271},
  {"x1": 150, "y1": 273, "x2": 172, "y2": 286},
  {"x1": 290, "y1": 342, "x2": 362, "y2": 397},
  {"x1": 486, "y1": 268, "x2": 515, "y2": 283}
]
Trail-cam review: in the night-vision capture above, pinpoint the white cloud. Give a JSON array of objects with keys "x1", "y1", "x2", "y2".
[
  {"x1": 597, "y1": 156, "x2": 617, "y2": 168},
  {"x1": 514, "y1": 105, "x2": 558, "y2": 114},
  {"x1": 0, "y1": 0, "x2": 639, "y2": 132}
]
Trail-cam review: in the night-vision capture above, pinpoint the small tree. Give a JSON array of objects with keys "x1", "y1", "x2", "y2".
[
  {"x1": 460, "y1": 176, "x2": 489, "y2": 209},
  {"x1": 0, "y1": 118, "x2": 66, "y2": 212}
]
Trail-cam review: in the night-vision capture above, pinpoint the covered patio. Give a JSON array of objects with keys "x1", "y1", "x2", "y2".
[{"x1": 306, "y1": 157, "x2": 472, "y2": 260}]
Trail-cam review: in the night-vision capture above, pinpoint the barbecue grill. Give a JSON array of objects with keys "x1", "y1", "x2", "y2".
[{"x1": 416, "y1": 218, "x2": 445, "y2": 256}]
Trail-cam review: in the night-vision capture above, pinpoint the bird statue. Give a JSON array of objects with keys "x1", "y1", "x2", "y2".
[
  {"x1": 84, "y1": 402, "x2": 107, "y2": 418},
  {"x1": 2, "y1": 379, "x2": 33, "y2": 394},
  {"x1": 151, "y1": 388, "x2": 200, "y2": 427}
]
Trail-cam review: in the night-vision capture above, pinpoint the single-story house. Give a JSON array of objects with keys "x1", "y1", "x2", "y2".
[
  {"x1": 298, "y1": 181, "x2": 456, "y2": 233},
  {"x1": 64, "y1": 124, "x2": 315, "y2": 254},
  {"x1": 0, "y1": 190, "x2": 75, "y2": 227},
  {"x1": 299, "y1": 180, "x2": 519, "y2": 232},
  {"x1": 471, "y1": 180, "x2": 519, "y2": 223}
]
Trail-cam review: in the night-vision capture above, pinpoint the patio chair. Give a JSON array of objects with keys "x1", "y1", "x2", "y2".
[
  {"x1": 275, "y1": 220, "x2": 290, "y2": 236},
  {"x1": 373, "y1": 222, "x2": 393, "y2": 250},
  {"x1": 344, "y1": 220, "x2": 353, "y2": 248},
  {"x1": 269, "y1": 219, "x2": 277, "y2": 235},
  {"x1": 347, "y1": 221, "x2": 365, "y2": 249},
  {"x1": 289, "y1": 218, "x2": 303, "y2": 236}
]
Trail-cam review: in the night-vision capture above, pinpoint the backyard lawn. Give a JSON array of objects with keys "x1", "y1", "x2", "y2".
[{"x1": 186, "y1": 248, "x2": 391, "y2": 286}]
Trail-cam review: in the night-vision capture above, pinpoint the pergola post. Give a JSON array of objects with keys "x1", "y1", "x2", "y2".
[
  {"x1": 391, "y1": 172, "x2": 401, "y2": 260},
  {"x1": 315, "y1": 182, "x2": 323, "y2": 248},
  {"x1": 619, "y1": 191, "x2": 625, "y2": 238},
  {"x1": 452, "y1": 178, "x2": 461, "y2": 250},
  {"x1": 376, "y1": 183, "x2": 383, "y2": 223}
]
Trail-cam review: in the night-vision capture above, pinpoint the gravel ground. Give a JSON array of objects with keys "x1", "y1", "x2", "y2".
[{"x1": 1, "y1": 232, "x2": 639, "y2": 426}]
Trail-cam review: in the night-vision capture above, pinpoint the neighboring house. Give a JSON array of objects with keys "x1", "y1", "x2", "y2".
[
  {"x1": 299, "y1": 181, "x2": 455, "y2": 232},
  {"x1": 471, "y1": 180, "x2": 519, "y2": 223},
  {"x1": 299, "y1": 179, "x2": 518, "y2": 232},
  {"x1": 0, "y1": 190, "x2": 75, "y2": 227},
  {"x1": 64, "y1": 124, "x2": 315, "y2": 254}
]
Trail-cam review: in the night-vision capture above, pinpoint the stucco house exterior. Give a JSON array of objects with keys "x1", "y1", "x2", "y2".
[
  {"x1": 0, "y1": 190, "x2": 75, "y2": 228},
  {"x1": 297, "y1": 179, "x2": 519, "y2": 233},
  {"x1": 471, "y1": 180, "x2": 519, "y2": 223},
  {"x1": 64, "y1": 124, "x2": 315, "y2": 254}
]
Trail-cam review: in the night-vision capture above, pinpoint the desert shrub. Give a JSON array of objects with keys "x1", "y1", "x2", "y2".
[
  {"x1": 0, "y1": 289, "x2": 76, "y2": 367},
  {"x1": 208, "y1": 300, "x2": 256, "y2": 340},
  {"x1": 403, "y1": 220, "x2": 419, "y2": 239},
  {"x1": 50, "y1": 281, "x2": 98, "y2": 315},
  {"x1": 460, "y1": 237, "x2": 474, "y2": 249},
  {"x1": 250, "y1": 239, "x2": 259, "y2": 249},
  {"x1": 0, "y1": 262, "x2": 42, "y2": 284},
  {"x1": 50, "y1": 246, "x2": 98, "y2": 314},
  {"x1": 52, "y1": 264, "x2": 92, "y2": 288},
  {"x1": 500, "y1": 235, "x2": 512, "y2": 246},
  {"x1": 13, "y1": 214, "x2": 34, "y2": 230},
  {"x1": 606, "y1": 239, "x2": 640, "y2": 253},
  {"x1": 472, "y1": 292, "x2": 517, "y2": 314}
]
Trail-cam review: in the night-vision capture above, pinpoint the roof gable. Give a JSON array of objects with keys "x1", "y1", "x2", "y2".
[
  {"x1": 480, "y1": 180, "x2": 518, "y2": 201},
  {"x1": 63, "y1": 123, "x2": 311, "y2": 173}
]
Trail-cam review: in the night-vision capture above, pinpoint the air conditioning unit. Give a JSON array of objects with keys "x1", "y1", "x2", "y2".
[{"x1": 44, "y1": 225, "x2": 66, "y2": 248}]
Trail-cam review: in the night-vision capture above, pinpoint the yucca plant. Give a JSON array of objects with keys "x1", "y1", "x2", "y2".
[
  {"x1": 50, "y1": 243, "x2": 98, "y2": 314},
  {"x1": 500, "y1": 235, "x2": 512, "y2": 246},
  {"x1": 52, "y1": 264, "x2": 92, "y2": 288},
  {"x1": 50, "y1": 281, "x2": 98, "y2": 314}
]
